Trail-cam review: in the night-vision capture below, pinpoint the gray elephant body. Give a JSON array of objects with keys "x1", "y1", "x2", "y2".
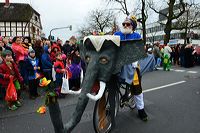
[{"x1": 48, "y1": 35, "x2": 147, "y2": 133}]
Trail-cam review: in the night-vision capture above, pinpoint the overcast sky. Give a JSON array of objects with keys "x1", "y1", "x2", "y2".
[
  {"x1": 0, "y1": 0, "x2": 159, "y2": 41},
  {"x1": 0, "y1": 0, "x2": 109, "y2": 41}
]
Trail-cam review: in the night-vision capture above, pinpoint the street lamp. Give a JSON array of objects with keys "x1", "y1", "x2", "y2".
[{"x1": 49, "y1": 25, "x2": 72, "y2": 41}]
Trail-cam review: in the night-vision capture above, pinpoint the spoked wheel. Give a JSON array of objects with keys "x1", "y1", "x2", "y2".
[
  {"x1": 93, "y1": 90, "x2": 119, "y2": 133},
  {"x1": 128, "y1": 96, "x2": 136, "y2": 110},
  {"x1": 119, "y1": 93, "x2": 136, "y2": 110}
]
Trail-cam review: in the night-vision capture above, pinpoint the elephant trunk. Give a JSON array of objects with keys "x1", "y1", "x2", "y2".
[
  {"x1": 48, "y1": 101, "x2": 65, "y2": 133},
  {"x1": 46, "y1": 93, "x2": 65, "y2": 133},
  {"x1": 64, "y1": 60, "x2": 98, "y2": 132}
]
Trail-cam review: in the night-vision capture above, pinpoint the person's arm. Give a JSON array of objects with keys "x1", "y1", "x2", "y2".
[{"x1": 54, "y1": 62, "x2": 65, "y2": 74}]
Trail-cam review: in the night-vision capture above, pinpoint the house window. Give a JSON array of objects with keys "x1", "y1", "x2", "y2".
[
  {"x1": 32, "y1": 26, "x2": 36, "y2": 33},
  {"x1": 35, "y1": 16, "x2": 38, "y2": 22},
  {"x1": 37, "y1": 29, "x2": 40, "y2": 35}
]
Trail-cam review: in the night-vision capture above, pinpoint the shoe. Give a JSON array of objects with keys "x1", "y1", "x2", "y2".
[
  {"x1": 138, "y1": 109, "x2": 148, "y2": 121},
  {"x1": 8, "y1": 104, "x2": 18, "y2": 111},
  {"x1": 14, "y1": 101, "x2": 22, "y2": 107}
]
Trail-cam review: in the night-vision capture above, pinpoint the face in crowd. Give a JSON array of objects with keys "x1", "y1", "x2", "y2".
[
  {"x1": 0, "y1": 40, "x2": 4, "y2": 47},
  {"x1": 15, "y1": 37, "x2": 22, "y2": 44}
]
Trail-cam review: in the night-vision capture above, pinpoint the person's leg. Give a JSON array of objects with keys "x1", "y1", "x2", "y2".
[
  {"x1": 29, "y1": 79, "x2": 36, "y2": 99},
  {"x1": 134, "y1": 93, "x2": 148, "y2": 121},
  {"x1": 132, "y1": 68, "x2": 148, "y2": 121},
  {"x1": 33, "y1": 79, "x2": 39, "y2": 97}
]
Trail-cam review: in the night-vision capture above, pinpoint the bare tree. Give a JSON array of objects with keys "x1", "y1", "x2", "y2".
[
  {"x1": 77, "y1": 9, "x2": 115, "y2": 37},
  {"x1": 106, "y1": 0, "x2": 148, "y2": 44},
  {"x1": 172, "y1": 2, "x2": 200, "y2": 44},
  {"x1": 89, "y1": 9, "x2": 115, "y2": 33},
  {"x1": 77, "y1": 25, "x2": 93, "y2": 38},
  {"x1": 106, "y1": 0, "x2": 130, "y2": 15},
  {"x1": 149, "y1": 0, "x2": 186, "y2": 44}
]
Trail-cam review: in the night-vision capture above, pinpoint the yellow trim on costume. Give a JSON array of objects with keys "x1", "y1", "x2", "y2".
[{"x1": 133, "y1": 64, "x2": 140, "y2": 86}]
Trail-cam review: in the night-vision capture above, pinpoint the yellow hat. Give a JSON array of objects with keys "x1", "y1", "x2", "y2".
[
  {"x1": 39, "y1": 77, "x2": 51, "y2": 87},
  {"x1": 37, "y1": 105, "x2": 46, "y2": 114}
]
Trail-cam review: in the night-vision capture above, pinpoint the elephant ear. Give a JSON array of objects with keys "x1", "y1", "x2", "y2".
[{"x1": 113, "y1": 39, "x2": 147, "y2": 74}]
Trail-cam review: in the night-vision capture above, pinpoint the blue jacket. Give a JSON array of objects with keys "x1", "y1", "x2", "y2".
[
  {"x1": 24, "y1": 57, "x2": 39, "y2": 80},
  {"x1": 41, "y1": 45, "x2": 52, "y2": 72},
  {"x1": 114, "y1": 31, "x2": 141, "y2": 41}
]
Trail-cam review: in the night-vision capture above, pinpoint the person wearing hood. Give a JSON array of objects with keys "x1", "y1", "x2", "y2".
[
  {"x1": 41, "y1": 45, "x2": 52, "y2": 80},
  {"x1": 50, "y1": 43, "x2": 61, "y2": 63},
  {"x1": 24, "y1": 47, "x2": 40, "y2": 99}
]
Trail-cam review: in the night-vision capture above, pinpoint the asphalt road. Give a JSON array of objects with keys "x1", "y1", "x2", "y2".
[{"x1": 0, "y1": 66, "x2": 200, "y2": 133}]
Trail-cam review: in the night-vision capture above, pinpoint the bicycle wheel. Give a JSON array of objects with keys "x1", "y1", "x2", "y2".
[
  {"x1": 128, "y1": 95, "x2": 136, "y2": 110},
  {"x1": 93, "y1": 89, "x2": 119, "y2": 133}
]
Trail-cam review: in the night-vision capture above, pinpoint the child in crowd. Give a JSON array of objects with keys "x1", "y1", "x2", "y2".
[
  {"x1": 0, "y1": 50, "x2": 23, "y2": 110},
  {"x1": 54, "y1": 52, "x2": 66, "y2": 98},
  {"x1": 24, "y1": 47, "x2": 40, "y2": 99}
]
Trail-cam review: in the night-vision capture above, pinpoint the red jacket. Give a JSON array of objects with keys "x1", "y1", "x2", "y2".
[
  {"x1": 11, "y1": 42, "x2": 28, "y2": 63},
  {"x1": 0, "y1": 60, "x2": 23, "y2": 88}
]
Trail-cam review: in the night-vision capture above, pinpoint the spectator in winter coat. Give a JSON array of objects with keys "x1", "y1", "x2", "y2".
[
  {"x1": 54, "y1": 52, "x2": 66, "y2": 98},
  {"x1": 11, "y1": 36, "x2": 28, "y2": 86},
  {"x1": 41, "y1": 45, "x2": 52, "y2": 80},
  {"x1": 24, "y1": 47, "x2": 40, "y2": 99},
  {"x1": 33, "y1": 39, "x2": 44, "y2": 72},
  {"x1": 0, "y1": 38, "x2": 15, "y2": 61},
  {"x1": 0, "y1": 50, "x2": 23, "y2": 110}
]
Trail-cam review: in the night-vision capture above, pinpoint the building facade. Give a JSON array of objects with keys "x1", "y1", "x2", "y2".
[
  {"x1": 0, "y1": 2, "x2": 42, "y2": 40},
  {"x1": 145, "y1": 4, "x2": 200, "y2": 45}
]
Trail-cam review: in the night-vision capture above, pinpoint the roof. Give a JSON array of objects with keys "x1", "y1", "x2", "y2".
[{"x1": 0, "y1": 3, "x2": 40, "y2": 22}]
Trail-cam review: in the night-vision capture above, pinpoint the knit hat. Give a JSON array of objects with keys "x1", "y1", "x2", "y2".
[
  {"x1": 28, "y1": 46, "x2": 35, "y2": 53},
  {"x1": 123, "y1": 15, "x2": 137, "y2": 30},
  {"x1": 2, "y1": 50, "x2": 12, "y2": 57}
]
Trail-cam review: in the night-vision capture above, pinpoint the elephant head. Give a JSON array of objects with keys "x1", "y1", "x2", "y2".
[{"x1": 47, "y1": 35, "x2": 147, "y2": 133}]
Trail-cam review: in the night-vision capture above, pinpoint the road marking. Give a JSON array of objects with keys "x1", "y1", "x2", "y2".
[
  {"x1": 143, "y1": 81, "x2": 186, "y2": 93},
  {"x1": 174, "y1": 69, "x2": 185, "y2": 72},
  {"x1": 157, "y1": 67, "x2": 199, "y2": 74},
  {"x1": 187, "y1": 71, "x2": 198, "y2": 74}
]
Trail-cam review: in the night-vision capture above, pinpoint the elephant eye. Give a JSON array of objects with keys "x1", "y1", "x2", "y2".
[
  {"x1": 99, "y1": 57, "x2": 109, "y2": 64},
  {"x1": 85, "y1": 56, "x2": 90, "y2": 63}
]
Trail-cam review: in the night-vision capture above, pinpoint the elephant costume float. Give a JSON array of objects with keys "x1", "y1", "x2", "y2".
[{"x1": 46, "y1": 35, "x2": 147, "y2": 133}]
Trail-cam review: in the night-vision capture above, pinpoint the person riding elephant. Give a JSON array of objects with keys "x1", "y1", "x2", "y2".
[
  {"x1": 114, "y1": 15, "x2": 148, "y2": 121},
  {"x1": 46, "y1": 34, "x2": 147, "y2": 133}
]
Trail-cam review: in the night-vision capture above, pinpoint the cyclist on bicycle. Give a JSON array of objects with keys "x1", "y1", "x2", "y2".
[{"x1": 114, "y1": 15, "x2": 148, "y2": 121}]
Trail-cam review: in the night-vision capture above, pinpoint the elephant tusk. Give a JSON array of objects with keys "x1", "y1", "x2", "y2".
[
  {"x1": 86, "y1": 81, "x2": 106, "y2": 101},
  {"x1": 66, "y1": 89, "x2": 82, "y2": 95}
]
